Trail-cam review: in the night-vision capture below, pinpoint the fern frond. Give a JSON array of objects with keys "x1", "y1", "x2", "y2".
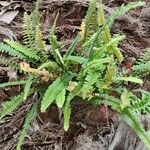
[
  {"x1": 114, "y1": 76, "x2": 143, "y2": 85},
  {"x1": 131, "y1": 92, "x2": 150, "y2": 114},
  {"x1": 83, "y1": 0, "x2": 98, "y2": 40},
  {"x1": 41, "y1": 73, "x2": 74, "y2": 112},
  {"x1": 0, "y1": 80, "x2": 27, "y2": 88},
  {"x1": 22, "y1": 13, "x2": 35, "y2": 48},
  {"x1": 64, "y1": 34, "x2": 80, "y2": 59},
  {"x1": 0, "y1": 56, "x2": 19, "y2": 70},
  {"x1": 16, "y1": 98, "x2": 39, "y2": 150},
  {"x1": 102, "y1": 64, "x2": 116, "y2": 89},
  {"x1": 66, "y1": 55, "x2": 87, "y2": 64},
  {"x1": 86, "y1": 57, "x2": 112, "y2": 70},
  {"x1": 107, "y1": 1, "x2": 145, "y2": 27},
  {"x1": 31, "y1": 0, "x2": 40, "y2": 31},
  {"x1": 82, "y1": 70, "x2": 99, "y2": 99},
  {"x1": 49, "y1": 13, "x2": 62, "y2": 64},
  {"x1": 97, "y1": 4, "x2": 124, "y2": 62},
  {"x1": 64, "y1": 81, "x2": 84, "y2": 131},
  {"x1": 35, "y1": 25, "x2": 47, "y2": 62},
  {"x1": 138, "y1": 48, "x2": 150, "y2": 62},
  {"x1": 4, "y1": 40, "x2": 39, "y2": 60},
  {"x1": 133, "y1": 62, "x2": 150, "y2": 75},
  {"x1": 133, "y1": 49, "x2": 150, "y2": 75},
  {"x1": 38, "y1": 61, "x2": 59, "y2": 71},
  {"x1": 0, "y1": 93, "x2": 24, "y2": 120},
  {"x1": 55, "y1": 88, "x2": 66, "y2": 108},
  {"x1": 23, "y1": 75, "x2": 33, "y2": 100},
  {"x1": 0, "y1": 43, "x2": 26, "y2": 59},
  {"x1": 121, "y1": 108, "x2": 150, "y2": 149}
]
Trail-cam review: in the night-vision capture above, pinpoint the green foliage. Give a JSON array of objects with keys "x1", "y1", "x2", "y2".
[
  {"x1": 0, "y1": 0, "x2": 149, "y2": 148},
  {"x1": 0, "y1": 80, "x2": 27, "y2": 88},
  {"x1": 0, "y1": 56, "x2": 19, "y2": 70},
  {"x1": 0, "y1": 93, "x2": 24, "y2": 120},
  {"x1": 131, "y1": 92, "x2": 150, "y2": 114},
  {"x1": 133, "y1": 48, "x2": 150, "y2": 76},
  {"x1": 4, "y1": 39, "x2": 39, "y2": 60},
  {"x1": 107, "y1": 1, "x2": 145, "y2": 27},
  {"x1": 41, "y1": 73, "x2": 75, "y2": 112},
  {"x1": 23, "y1": 75, "x2": 33, "y2": 100},
  {"x1": 0, "y1": 43, "x2": 26, "y2": 59},
  {"x1": 16, "y1": 98, "x2": 39, "y2": 150}
]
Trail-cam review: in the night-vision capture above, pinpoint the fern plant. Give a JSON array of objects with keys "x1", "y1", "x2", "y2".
[
  {"x1": 0, "y1": 0, "x2": 149, "y2": 149},
  {"x1": 133, "y1": 48, "x2": 150, "y2": 76}
]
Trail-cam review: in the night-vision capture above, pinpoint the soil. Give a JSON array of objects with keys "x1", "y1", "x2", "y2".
[{"x1": 0, "y1": 0, "x2": 150, "y2": 150}]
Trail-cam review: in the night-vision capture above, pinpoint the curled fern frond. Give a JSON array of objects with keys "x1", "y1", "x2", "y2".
[
  {"x1": 4, "y1": 39, "x2": 39, "y2": 60},
  {"x1": 0, "y1": 56, "x2": 19, "y2": 70},
  {"x1": 17, "y1": 98, "x2": 39, "y2": 150}
]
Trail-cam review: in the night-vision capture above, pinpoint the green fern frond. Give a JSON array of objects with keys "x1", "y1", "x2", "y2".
[
  {"x1": 133, "y1": 49, "x2": 150, "y2": 75},
  {"x1": 0, "y1": 57, "x2": 19, "y2": 70},
  {"x1": 49, "y1": 13, "x2": 62, "y2": 64},
  {"x1": 97, "y1": 4, "x2": 124, "y2": 62},
  {"x1": 22, "y1": 13, "x2": 35, "y2": 48},
  {"x1": 82, "y1": 70, "x2": 99, "y2": 99},
  {"x1": 55, "y1": 88, "x2": 66, "y2": 108},
  {"x1": 41, "y1": 73, "x2": 74, "y2": 112},
  {"x1": 133, "y1": 62, "x2": 150, "y2": 75},
  {"x1": 0, "y1": 43, "x2": 26, "y2": 59},
  {"x1": 66, "y1": 55, "x2": 87, "y2": 64},
  {"x1": 64, "y1": 81, "x2": 84, "y2": 131},
  {"x1": 114, "y1": 76, "x2": 143, "y2": 85},
  {"x1": 64, "y1": 34, "x2": 80, "y2": 59},
  {"x1": 0, "y1": 80, "x2": 27, "y2": 88},
  {"x1": 86, "y1": 57, "x2": 112, "y2": 70},
  {"x1": 121, "y1": 108, "x2": 150, "y2": 149},
  {"x1": 138, "y1": 48, "x2": 150, "y2": 62},
  {"x1": 23, "y1": 75, "x2": 33, "y2": 100},
  {"x1": 107, "y1": 1, "x2": 145, "y2": 27},
  {"x1": 16, "y1": 98, "x2": 39, "y2": 150},
  {"x1": 38, "y1": 61, "x2": 59, "y2": 70},
  {"x1": 83, "y1": 0, "x2": 98, "y2": 40},
  {"x1": 35, "y1": 25, "x2": 46, "y2": 50},
  {"x1": 0, "y1": 93, "x2": 24, "y2": 120},
  {"x1": 4, "y1": 39, "x2": 39, "y2": 60},
  {"x1": 131, "y1": 92, "x2": 150, "y2": 114},
  {"x1": 31, "y1": 0, "x2": 40, "y2": 28},
  {"x1": 103, "y1": 64, "x2": 116, "y2": 88},
  {"x1": 35, "y1": 25, "x2": 47, "y2": 62}
]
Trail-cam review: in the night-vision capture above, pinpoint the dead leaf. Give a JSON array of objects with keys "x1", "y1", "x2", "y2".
[
  {"x1": 0, "y1": 1, "x2": 10, "y2": 7},
  {"x1": 0, "y1": 10, "x2": 19, "y2": 24}
]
